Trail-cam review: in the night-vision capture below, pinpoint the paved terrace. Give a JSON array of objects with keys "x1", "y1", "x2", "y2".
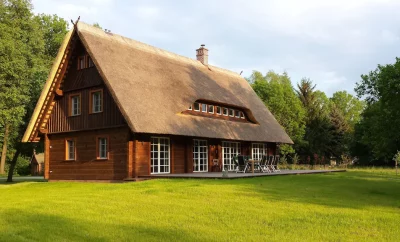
[{"x1": 138, "y1": 169, "x2": 346, "y2": 180}]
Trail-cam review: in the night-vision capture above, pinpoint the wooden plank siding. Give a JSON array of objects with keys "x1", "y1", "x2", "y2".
[{"x1": 48, "y1": 127, "x2": 129, "y2": 180}]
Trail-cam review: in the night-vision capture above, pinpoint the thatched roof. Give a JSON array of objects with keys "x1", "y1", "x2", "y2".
[{"x1": 23, "y1": 22, "x2": 293, "y2": 144}]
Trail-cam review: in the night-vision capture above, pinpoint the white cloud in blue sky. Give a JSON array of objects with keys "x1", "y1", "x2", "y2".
[{"x1": 32, "y1": 0, "x2": 400, "y2": 95}]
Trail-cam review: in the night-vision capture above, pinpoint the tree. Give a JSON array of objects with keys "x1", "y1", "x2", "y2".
[
  {"x1": 0, "y1": 0, "x2": 44, "y2": 174},
  {"x1": 330, "y1": 91, "x2": 365, "y2": 131},
  {"x1": 0, "y1": 0, "x2": 68, "y2": 180},
  {"x1": 249, "y1": 71, "x2": 306, "y2": 154},
  {"x1": 354, "y1": 57, "x2": 400, "y2": 164}
]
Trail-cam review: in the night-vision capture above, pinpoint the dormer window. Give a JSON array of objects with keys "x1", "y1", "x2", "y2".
[
  {"x1": 229, "y1": 109, "x2": 234, "y2": 117},
  {"x1": 235, "y1": 110, "x2": 240, "y2": 118},
  {"x1": 194, "y1": 102, "x2": 200, "y2": 111},
  {"x1": 223, "y1": 108, "x2": 228, "y2": 116},
  {"x1": 208, "y1": 105, "x2": 214, "y2": 114},
  {"x1": 201, "y1": 104, "x2": 207, "y2": 113},
  {"x1": 216, "y1": 106, "x2": 222, "y2": 115}
]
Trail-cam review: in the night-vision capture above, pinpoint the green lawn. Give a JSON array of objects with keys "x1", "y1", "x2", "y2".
[{"x1": 1, "y1": 170, "x2": 399, "y2": 241}]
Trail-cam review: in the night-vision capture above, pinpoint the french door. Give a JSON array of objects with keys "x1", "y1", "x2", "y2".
[
  {"x1": 252, "y1": 143, "x2": 267, "y2": 161},
  {"x1": 193, "y1": 139, "x2": 208, "y2": 172},
  {"x1": 150, "y1": 137, "x2": 170, "y2": 174},
  {"x1": 222, "y1": 141, "x2": 241, "y2": 171}
]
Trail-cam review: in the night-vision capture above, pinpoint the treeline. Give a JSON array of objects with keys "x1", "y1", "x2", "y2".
[{"x1": 249, "y1": 69, "x2": 398, "y2": 166}]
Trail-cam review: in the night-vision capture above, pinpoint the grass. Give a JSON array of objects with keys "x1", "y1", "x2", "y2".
[{"x1": 1, "y1": 170, "x2": 399, "y2": 241}]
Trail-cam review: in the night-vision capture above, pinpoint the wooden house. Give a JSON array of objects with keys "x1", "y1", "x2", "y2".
[
  {"x1": 30, "y1": 152, "x2": 44, "y2": 176},
  {"x1": 22, "y1": 22, "x2": 292, "y2": 181}
]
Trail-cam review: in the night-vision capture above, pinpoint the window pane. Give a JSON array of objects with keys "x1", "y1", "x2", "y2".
[
  {"x1": 229, "y1": 109, "x2": 234, "y2": 117},
  {"x1": 223, "y1": 108, "x2": 228, "y2": 116},
  {"x1": 201, "y1": 104, "x2": 207, "y2": 112},
  {"x1": 216, "y1": 106, "x2": 221, "y2": 115},
  {"x1": 235, "y1": 110, "x2": 240, "y2": 118},
  {"x1": 208, "y1": 105, "x2": 214, "y2": 113},
  {"x1": 194, "y1": 102, "x2": 200, "y2": 111}
]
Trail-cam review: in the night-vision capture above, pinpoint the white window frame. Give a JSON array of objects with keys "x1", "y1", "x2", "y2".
[
  {"x1": 235, "y1": 110, "x2": 240, "y2": 118},
  {"x1": 71, "y1": 95, "x2": 80, "y2": 116},
  {"x1": 92, "y1": 91, "x2": 102, "y2": 113},
  {"x1": 66, "y1": 140, "x2": 76, "y2": 160},
  {"x1": 193, "y1": 139, "x2": 208, "y2": 172},
  {"x1": 222, "y1": 141, "x2": 241, "y2": 171},
  {"x1": 150, "y1": 137, "x2": 170, "y2": 174},
  {"x1": 229, "y1": 109, "x2": 234, "y2": 117},
  {"x1": 223, "y1": 108, "x2": 228, "y2": 116},
  {"x1": 216, "y1": 106, "x2": 222, "y2": 115},
  {"x1": 252, "y1": 143, "x2": 267, "y2": 161},
  {"x1": 208, "y1": 105, "x2": 214, "y2": 114},
  {"x1": 201, "y1": 103, "x2": 207, "y2": 113},
  {"x1": 194, "y1": 102, "x2": 200, "y2": 111},
  {"x1": 98, "y1": 137, "x2": 108, "y2": 159}
]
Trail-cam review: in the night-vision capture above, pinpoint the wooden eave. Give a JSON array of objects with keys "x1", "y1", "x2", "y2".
[{"x1": 22, "y1": 26, "x2": 78, "y2": 142}]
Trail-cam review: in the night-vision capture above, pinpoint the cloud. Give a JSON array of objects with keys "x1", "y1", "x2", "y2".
[{"x1": 32, "y1": 0, "x2": 400, "y2": 96}]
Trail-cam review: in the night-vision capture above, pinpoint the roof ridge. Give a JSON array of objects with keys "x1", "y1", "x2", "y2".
[{"x1": 77, "y1": 21, "x2": 242, "y2": 78}]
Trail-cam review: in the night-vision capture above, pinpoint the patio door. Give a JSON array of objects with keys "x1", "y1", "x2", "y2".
[
  {"x1": 193, "y1": 139, "x2": 208, "y2": 172},
  {"x1": 222, "y1": 141, "x2": 241, "y2": 171},
  {"x1": 252, "y1": 143, "x2": 267, "y2": 161},
  {"x1": 150, "y1": 137, "x2": 170, "y2": 174}
]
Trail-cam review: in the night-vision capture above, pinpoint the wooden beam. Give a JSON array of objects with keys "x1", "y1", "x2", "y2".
[
  {"x1": 44, "y1": 134, "x2": 50, "y2": 180},
  {"x1": 39, "y1": 128, "x2": 48, "y2": 134},
  {"x1": 127, "y1": 141, "x2": 133, "y2": 178},
  {"x1": 55, "y1": 89, "x2": 63, "y2": 96}
]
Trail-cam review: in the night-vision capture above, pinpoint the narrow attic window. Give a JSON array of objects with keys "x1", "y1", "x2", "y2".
[
  {"x1": 194, "y1": 102, "x2": 200, "y2": 111},
  {"x1": 78, "y1": 56, "x2": 85, "y2": 70}
]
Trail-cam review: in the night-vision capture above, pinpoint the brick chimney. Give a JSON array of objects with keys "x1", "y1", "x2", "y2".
[{"x1": 196, "y1": 44, "x2": 208, "y2": 65}]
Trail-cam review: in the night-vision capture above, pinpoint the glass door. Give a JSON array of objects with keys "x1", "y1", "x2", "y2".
[
  {"x1": 150, "y1": 137, "x2": 170, "y2": 174},
  {"x1": 222, "y1": 141, "x2": 241, "y2": 171},
  {"x1": 193, "y1": 139, "x2": 208, "y2": 172}
]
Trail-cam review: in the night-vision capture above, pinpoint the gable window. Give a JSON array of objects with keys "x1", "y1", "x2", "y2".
[
  {"x1": 194, "y1": 102, "x2": 200, "y2": 111},
  {"x1": 201, "y1": 104, "x2": 207, "y2": 113},
  {"x1": 97, "y1": 137, "x2": 108, "y2": 160},
  {"x1": 208, "y1": 105, "x2": 214, "y2": 114},
  {"x1": 65, "y1": 139, "x2": 76, "y2": 160},
  {"x1": 223, "y1": 108, "x2": 228, "y2": 116},
  {"x1": 70, "y1": 94, "x2": 81, "y2": 116},
  {"x1": 235, "y1": 110, "x2": 240, "y2": 118},
  {"x1": 229, "y1": 109, "x2": 234, "y2": 117},
  {"x1": 78, "y1": 56, "x2": 85, "y2": 70},
  {"x1": 90, "y1": 89, "x2": 103, "y2": 113},
  {"x1": 216, "y1": 106, "x2": 222, "y2": 115}
]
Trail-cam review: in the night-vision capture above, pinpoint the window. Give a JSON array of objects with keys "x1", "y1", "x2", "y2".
[
  {"x1": 151, "y1": 137, "x2": 170, "y2": 174},
  {"x1": 252, "y1": 143, "x2": 267, "y2": 161},
  {"x1": 70, "y1": 94, "x2": 81, "y2": 116},
  {"x1": 222, "y1": 142, "x2": 241, "y2": 171},
  {"x1": 240, "y1": 112, "x2": 245, "y2": 119},
  {"x1": 65, "y1": 139, "x2": 76, "y2": 160},
  {"x1": 208, "y1": 105, "x2": 214, "y2": 114},
  {"x1": 235, "y1": 110, "x2": 240, "y2": 118},
  {"x1": 97, "y1": 137, "x2": 108, "y2": 159},
  {"x1": 223, "y1": 108, "x2": 228, "y2": 116},
  {"x1": 201, "y1": 104, "x2": 207, "y2": 113},
  {"x1": 90, "y1": 90, "x2": 103, "y2": 113},
  {"x1": 216, "y1": 106, "x2": 222, "y2": 115},
  {"x1": 229, "y1": 109, "x2": 234, "y2": 117},
  {"x1": 194, "y1": 102, "x2": 200, "y2": 111},
  {"x1": 193, "y1": 140, "x2": 208, "y2": 172},
  {"x1": 78, "y1": 56, "x2": 85, "y2": 70},
  {"x1": 188, "y1": 105, "x2": 192, "y2": 110},
  {"x1": 88, "y1": 56, "x2": 95, "y2": 67}
]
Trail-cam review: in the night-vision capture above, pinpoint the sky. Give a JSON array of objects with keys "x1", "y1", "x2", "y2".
[{"x1": 32, "y1": 0, "x2": 400, "y2": 96}]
